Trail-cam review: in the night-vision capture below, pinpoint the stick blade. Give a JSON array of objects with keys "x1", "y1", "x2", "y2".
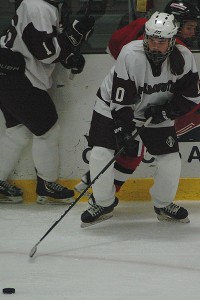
[{"x1": 29, "y1": 245, "x2": 37, "y2": 258}]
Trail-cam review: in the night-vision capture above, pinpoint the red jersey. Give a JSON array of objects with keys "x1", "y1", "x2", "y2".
[{"x1": 108, "y1": 18, "x2": 147, "y2": 60}]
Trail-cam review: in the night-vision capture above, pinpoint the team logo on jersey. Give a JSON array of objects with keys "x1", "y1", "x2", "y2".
[
  {"x1": 166, "y1": 136, "x2": 175, "y2": 147},
  {"x1": 138, "y1": 80, "x2": 174, "y2": 97}
]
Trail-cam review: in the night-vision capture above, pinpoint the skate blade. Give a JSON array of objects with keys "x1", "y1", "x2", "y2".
[
  {"x1": 36, "y1": 196, "x2": 74, "y2": 205},
  {"x1": 0, "y1": 195, "x2": 23, "y2": 204},
  {"x1": 81, "y1": 212, "x2": 113, "y2": 228},
  {"x1": 156, "y1": 214, "x2": 190, "y2": 223}
]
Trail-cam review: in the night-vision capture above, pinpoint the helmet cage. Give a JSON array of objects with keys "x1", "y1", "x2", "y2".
[
  {"x1": 143, "y1": 12, "x2": 178, "y2": 63},
  {"x1": 143, "y1": 34, "x2": 176, "y2": 63}
]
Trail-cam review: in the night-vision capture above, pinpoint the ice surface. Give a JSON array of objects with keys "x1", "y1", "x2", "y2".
[{"x1": 1, "y1": 201, "x2": 200, "y2": 300}]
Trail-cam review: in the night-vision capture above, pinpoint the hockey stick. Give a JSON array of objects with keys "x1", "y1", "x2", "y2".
[
  {"x1": 69, "y1": 0, "x2": 93, "y2": 80},
  {"x1": 60, "y1": 0, "x2": 72, "y2": 31},
  {"x1": 29, "y1": 116, "x2": 152, "y2": 258}
]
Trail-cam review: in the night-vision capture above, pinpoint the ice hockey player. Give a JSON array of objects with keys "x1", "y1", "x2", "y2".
[
  {"x1": 75, "y1": 0, "x2": 200, "y2": 197},
  {"x1": 0, "y1": 0, "x2": 94, "y2": 204},
  {"x1": 80, "y1": 12, "x2": 200, "y2": 226}
]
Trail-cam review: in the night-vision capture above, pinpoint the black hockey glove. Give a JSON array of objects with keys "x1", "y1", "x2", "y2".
[
  {"x1": 144, "y1": 104, "x2": 172, "y2": 124},
  {"x1": 114, "y1": 120, "x2": 137, "y2": 156},
  {"x1": 65, "y1": 16, "x2": 95, "y2": 47},
  {"x1": 61, "y1": 54, "x2": 85, "y2": 74}
]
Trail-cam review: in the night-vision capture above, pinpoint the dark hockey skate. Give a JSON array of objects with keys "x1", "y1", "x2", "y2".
[
  {"x1": 81, "y1": 195, "x2": 119, "y2": 227},
  {"x1": 0, "y1": 180, "x2": 23, "y2": 203},
  {"x1": 154, "y1": 203, "x2": 190, "y2": 223},
  {"x1": 36, "y1": 176, "x2": 75, "y2": 205}
]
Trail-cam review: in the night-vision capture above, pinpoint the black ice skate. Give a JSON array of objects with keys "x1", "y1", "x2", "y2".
[
  {"x1": 81, "y1": 195, "x2": 119, "y2": 227},
  {"x1": 0, "y1": 180, "x2": 23, "y2": 203},
  {"x1": 154, "y1": 203, "x2": 190, "y2": 223},
  {"x1": 36, "y1": 176, "x2": 75, "y2": 205}
]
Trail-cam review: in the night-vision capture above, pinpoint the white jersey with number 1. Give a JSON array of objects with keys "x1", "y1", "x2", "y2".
[{"x1": 0, "y1": 0, "x2": 61, "y2": 90}]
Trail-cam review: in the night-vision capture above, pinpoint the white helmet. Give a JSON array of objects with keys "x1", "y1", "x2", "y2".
[
  {"x1": 144, "y1": 12, "x2": 179, "y2": 63},
  {"x1": 145, "y1": 12, "x2": 179, "y2": 38}
]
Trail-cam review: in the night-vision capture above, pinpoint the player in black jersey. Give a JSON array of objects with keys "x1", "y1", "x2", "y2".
[{"x1": 0, "y1": 0, "x2": 94, "y2": 204}]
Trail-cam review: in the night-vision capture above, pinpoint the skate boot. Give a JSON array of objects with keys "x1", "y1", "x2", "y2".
[
  {"x1": 74, "y1": 172, "x2": 91, "y2": 197},
  {"x1": 81, "y1": 195, "x2": 119, "y2": 227},
  {"x1": 0, "y1": 180, "x2": 23, "y2": 203},
  {"x1": 154, "y1": 203, "x2": 190, "y2": 223},
  {"x1": 36, "y1": 176, "x2": 75, "y2": 205}
]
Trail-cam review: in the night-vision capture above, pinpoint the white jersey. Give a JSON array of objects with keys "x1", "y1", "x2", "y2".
[
  {"x1": 0, "y1": 0, "x2": 62, "y2": 90},
  {"x1": 94, "y1": 40, "x2": 200, "y2": 128}
]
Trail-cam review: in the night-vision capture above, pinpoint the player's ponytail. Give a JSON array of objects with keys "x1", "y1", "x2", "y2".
[{"x1": 169, "y1": 45, "x2": 185, "y2": 76}]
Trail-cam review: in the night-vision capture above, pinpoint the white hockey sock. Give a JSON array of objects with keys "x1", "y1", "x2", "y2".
[
  {"x1": 32, "y1": 123, "x2": 60, "y2": 182},
  {"x1": 0, "y1": 125, "x2": 31, "y2": 180},
  {"x1": 150, "y1": 152, "x2": 181, "y2": 208},
  {"x1": 89, "y1": 146, "x2": 116, "y2": 207}
]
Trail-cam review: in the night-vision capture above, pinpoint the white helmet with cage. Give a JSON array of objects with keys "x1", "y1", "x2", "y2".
[
  {"x1": 144, "y1": 12, "x2": 179, "y2": 63},
  {"x1": 145, "y1": 11, "x2": 179, "y2": 38}
]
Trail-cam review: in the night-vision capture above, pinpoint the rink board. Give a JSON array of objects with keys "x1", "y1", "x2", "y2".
[
  {"x1": 10, "y1": 178, "x2": 200, "y2": 203},
  {"x1": 0, "y1": 54, "x2": 199, "y2": 203}
]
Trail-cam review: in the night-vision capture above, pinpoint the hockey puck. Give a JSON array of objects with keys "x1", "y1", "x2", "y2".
[{"x1": 2, "y1": 288, "x2": 15, "y2": 294}]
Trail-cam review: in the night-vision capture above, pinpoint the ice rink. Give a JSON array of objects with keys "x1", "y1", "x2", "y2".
[{"x1": 1, "y1": 200, "x2": 200, "y2": 300}]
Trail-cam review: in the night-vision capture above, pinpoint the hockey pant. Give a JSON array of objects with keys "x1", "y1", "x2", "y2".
[
  {"x1": 89, "y1": 146, "x2": 181, "y2": 208},
  {"x1": 0, "y1": 122, "x2": 60, "y2": 182}
]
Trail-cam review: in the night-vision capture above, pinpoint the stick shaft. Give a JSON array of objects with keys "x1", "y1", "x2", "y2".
[{"x1": 30, "y1": 117, "x2": 152, "y2": 251}]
